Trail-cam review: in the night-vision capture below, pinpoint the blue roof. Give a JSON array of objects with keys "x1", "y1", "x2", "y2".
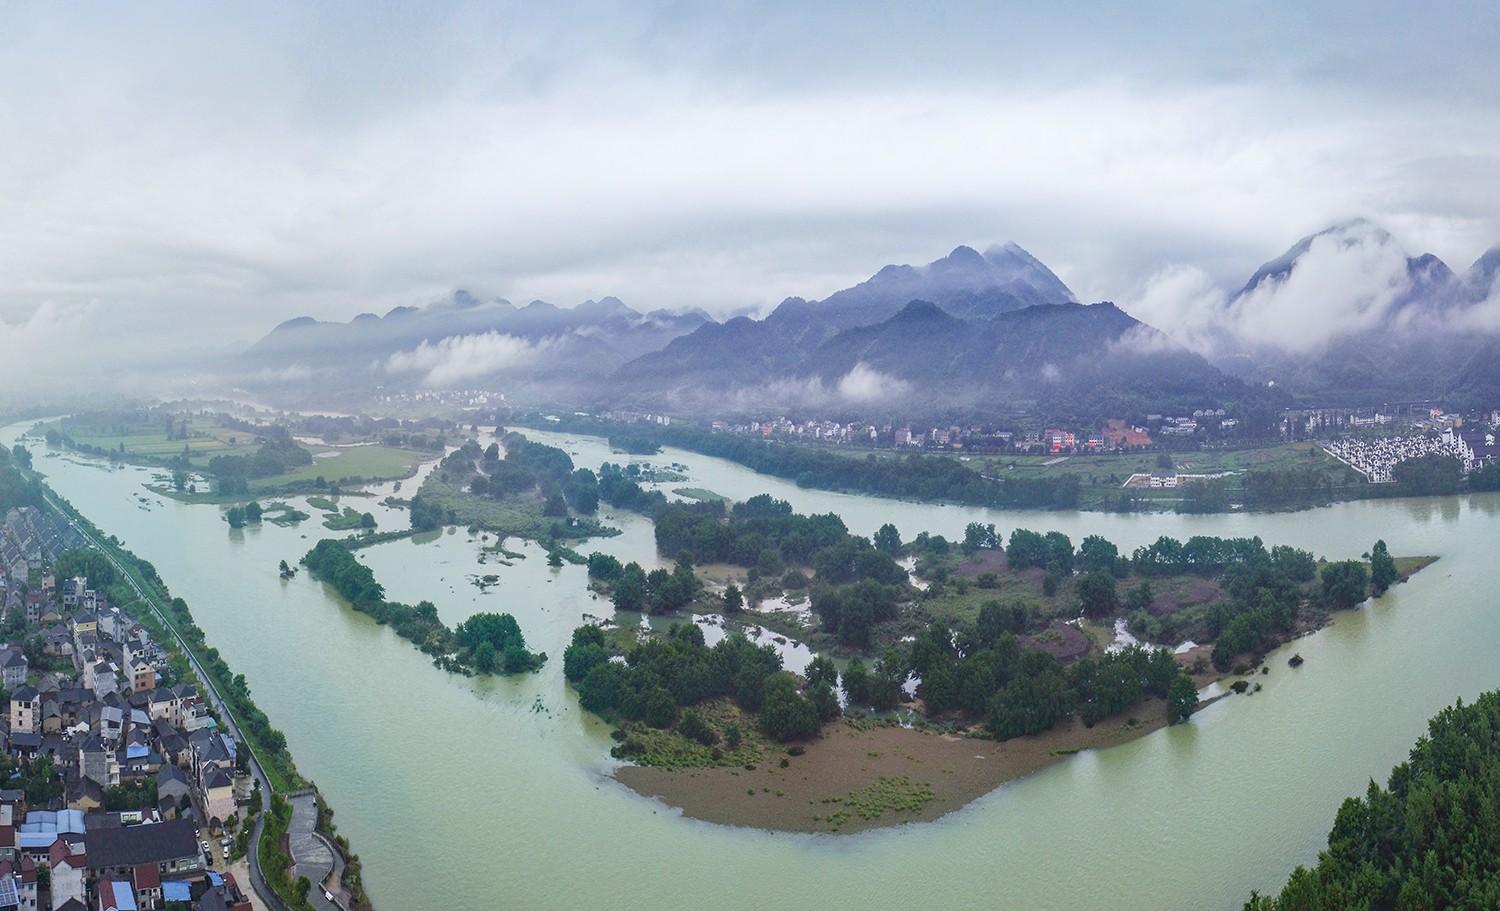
[
  {"x1": 161, "y1": 882, "x2": 192, "y2": 901},
  {"x1": 21, "y1": 808, "x2": 84, "y2": 834},
  {"x1": 107, "y1": 881, "x2": 138, "y2": 911},
  {"x1": 126, "y1": 743, "x2": 150, "y2": 760},
  {"x1": 19, "y1": 832, "x2": 55, "y2": 849}
]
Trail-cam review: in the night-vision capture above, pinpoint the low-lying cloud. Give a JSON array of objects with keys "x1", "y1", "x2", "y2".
[
  {"x1": 834, "y1": 363, "x2": 910, "y2": 403},
  {"x1": 385, "y1": 332, "x2": 556, "y2": 386},
  {"x1": 720, "y1": 362, "x2": 911, "y2": 412},
  {"x1": 1121, "y1": 221, "x2": 1468, "y2": 357}
]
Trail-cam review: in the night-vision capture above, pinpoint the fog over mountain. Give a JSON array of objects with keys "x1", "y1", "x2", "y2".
[
  {"x1": 2, "y1": 3, "x2": 1498, "y2": 407},
  {"x1": 233, "y1": 221, "x2": 1500, "y2": 418}
]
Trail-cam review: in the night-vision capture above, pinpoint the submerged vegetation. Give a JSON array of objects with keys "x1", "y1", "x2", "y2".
[
  {"x1": 302, "y1": 538, "x2": 545, "y2": 675},
  {"x1": 409, "y1": 432, "x2": 612, "y2": 541}
]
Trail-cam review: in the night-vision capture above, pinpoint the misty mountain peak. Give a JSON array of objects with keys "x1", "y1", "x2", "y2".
[
  {"x1": 892, "y1": 298, "x2": 957, "y2": 321},
  {"x1": 933, "y1": 245, "x2": 987, "y2": 270},
  {"x1": 271, "y1": 316, "x2": 317, "y2": 333}
]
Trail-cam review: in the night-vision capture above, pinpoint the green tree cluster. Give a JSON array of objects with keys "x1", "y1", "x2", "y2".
[{"x1": 1246, "y1": 690, "x2": 1500, "y2": 909}]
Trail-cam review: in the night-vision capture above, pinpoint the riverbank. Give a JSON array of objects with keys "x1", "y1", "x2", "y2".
[
  {"x1": 14, "y1": 459, "x2": 371, "y2": 909},
  {"x1": 617, "y1": 695, "x2": 1225, "y2": 833},
  {"x1": 517, "y1": 414, "x2": 1500, "y2": 516},
  {"x1": 612, "y1": 553, "x2": 1434, "y2": 834}
]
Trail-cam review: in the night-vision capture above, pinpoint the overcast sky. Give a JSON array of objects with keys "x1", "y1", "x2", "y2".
[{"x1": 2, "y1": 0, "x2": 1498, "y2": 395}]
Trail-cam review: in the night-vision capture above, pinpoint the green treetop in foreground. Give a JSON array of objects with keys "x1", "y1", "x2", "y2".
[{"x1": 1246, "y1": 689, "x2": 1500, "y2": 909}]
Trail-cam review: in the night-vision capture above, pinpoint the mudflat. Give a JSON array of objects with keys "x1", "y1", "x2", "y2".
[{"x1": 617, "y1": 698, "x2": 1192, "y2": 834}]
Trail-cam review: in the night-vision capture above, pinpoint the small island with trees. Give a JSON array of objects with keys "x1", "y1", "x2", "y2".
[
  {"x1": 301, "y1": 538, "x2": 546, "y2": 675},
  {"x1": 565, "y1": 493, "x2": 1432, "y2": 833}
]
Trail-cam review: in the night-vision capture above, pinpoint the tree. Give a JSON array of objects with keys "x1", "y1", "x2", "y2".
[
  {"x1": 760, "y1": 673, "x2": 820, "y2": 741},
  {"x1": 722, "y1": 583, "x2": 743, "y2": 613},
  {"x1": 1369, "y1": 539, "x2": 1397, "y2": 595},
  {"x1": 1125, "y1": 580, "x2": 1154, "y2": 613},
  {"x1": 840, "y1": 658, "x2": 871, "y2": 706},
  {"x1": 963, "y1": 522, "x2": 998, "y2": 552},
  {"x1": 359, "y1": 512, "x2": 376, "y2": 529},
  {"x1": 1321, "y1": 560, "x2": 1369, "y2": 610},
  {"x1": 1167, "y1": 673, "x2": 1198, "y2": 724},
  {"x1": 473, "y1": 641, "x2": 497, "y2": 674},
  {"x1": 612, "y1": 563, "x2": 647, "y2": 612},
  {"x1": 1076, "y1": 572, "x2": 1120, "y2": 618},
  {"x1": 677, "y1": 709, "x2": 717, "y2": 746},
  {"x1": 226, "y1": 506, "x2": 245, "y2": 529},
  {"x1": 245, "y1": 501, "x2": 263, "y2": 523},
  {"x1": 873, "y1": 523, "x2": 902, "y2": 555},
  {"x1": 1077, "y1": 535, "x2": 1118, "y2": 574},
  {"x1": 645, "y1": 686, "x2": 677, "y2": 728}
]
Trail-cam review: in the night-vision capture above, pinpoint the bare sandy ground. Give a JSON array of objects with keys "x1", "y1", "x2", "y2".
[{"x1": 617, "y1": 699, "x2": 1192, "y2": 834}]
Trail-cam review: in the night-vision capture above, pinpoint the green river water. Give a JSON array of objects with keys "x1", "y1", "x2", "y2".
[{"x1": 7, "y1": 421, "x2": 1498, "y2": 911}]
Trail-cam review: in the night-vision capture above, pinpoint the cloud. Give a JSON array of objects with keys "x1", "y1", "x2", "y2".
[
  {"x1": 834, "y1": 363, "x2": 909, "y2": 403},
  {"x1": 1454, "y1": 275, "x2": 1500, "y2": 333},
  {"x1": 0, "y1": 301, "x2": 219, "y2": 405},
  {"x1": 1120, "y1": 266, "x2": 1229, "y2": 355},
  {"x1": 716, "y1": 362, "x2": 911, "y2": 412},
  {"x1": 1227, "y1": 222, "x2": 1414, "y2": 353},
  {"x1": 1121, "y1": 221, "x2": 1452, "y2": 356},
  {"x1": 385, "y1": 332, "x2": 556, "y2": 386},
  {"x1": 1, "y1": 0, "x2": 1498, "y2": 368}
]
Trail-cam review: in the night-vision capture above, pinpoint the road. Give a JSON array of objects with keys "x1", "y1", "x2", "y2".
[{"x1": 38, "y1": 489, "x2": 344, "y2": 910}]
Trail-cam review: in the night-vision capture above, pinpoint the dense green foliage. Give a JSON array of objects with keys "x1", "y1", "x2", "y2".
[
  {"x1": 562, "y1": 623, "x2": 838, "y2": 744},
  {"x1": 0, "y1": 446, "x2": 43, "y2": 511},
  {"x1": 904, "y1": 615, "x2": 1194, "y2": 737},
  {"x1": 411, "y1": 433, "x2": 658, "y2": 534},
  {"x1": 207, "y1": 426, "x2": 314, "y2": 494},
  {"x1": 588, "y1": 556, "x2": 701, "y2": 614},
  {"x1": 1245, "y1": 690, "x2": 1500, "y2": 910},
  {"x1": 1392, "y1": 453, "x2": 1463, "y2": 496},
  {"x1": 648, "y1": 494, "x2": 910, "y2": 644},
  {"x1": 1369, "y1": 539, "x2": 1398, "y2": 595},
  {"x1": 1320, "y1": 560, "x2": 1370, "y2": 610},
  {"x1": 1242, "y1": 464, "x2": 1338, "y2": 509},
  {"x1": 302, "y1": 539, "x2": 545, "y2": 674}
]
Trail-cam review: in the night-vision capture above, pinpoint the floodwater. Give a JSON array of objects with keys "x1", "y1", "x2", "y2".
[{"x1": 7, "y1": 420, "x2": 1496, "y2": 910}]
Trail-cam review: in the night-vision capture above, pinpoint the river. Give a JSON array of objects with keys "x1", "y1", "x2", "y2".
[{"x1": 7, "y1": 420, "x2": 1497, "y2": 911}]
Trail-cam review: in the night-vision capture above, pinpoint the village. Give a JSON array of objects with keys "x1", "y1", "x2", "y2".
[{"x1": 0, "y1": 506, "x2": 279, "y2": 911}]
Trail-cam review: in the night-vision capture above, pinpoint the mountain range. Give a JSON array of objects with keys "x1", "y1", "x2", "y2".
[{"x1": 241, "y1": 224, "x2": 1500, "y2": 418}]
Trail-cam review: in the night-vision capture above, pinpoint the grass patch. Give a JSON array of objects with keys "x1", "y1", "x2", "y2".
[
  {"x1": 415, "y1": 474, "x2": 614, "y2": 541},
  {"x1": 817, "y1": 775, "x2": 935, "y2": 829},
  {"x1": 322, "y1": 507, "x2": 372, "y2": 531},
  {"x1": 262, "y1": 502, "x2": 310, "y2": 526},
  {"x1": 251, "y1": 444, "x2": 432, "y2": 491},
  {"x1": 673, "y1": 487, "x2": 728, "y2": 503},
  {"x1": 609, "y1": 700, "x2": 769, "y2": 769}
]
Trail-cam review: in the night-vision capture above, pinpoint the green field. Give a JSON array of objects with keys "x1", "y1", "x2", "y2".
[
  {"x1": 416, "y1": 475, "x2": 615, "y2": 541},
  {"x1": 252, "y1": 444, "x2": 432, "y2": 491},
  {"x1": 39, "y1": 414, "x2": 434, "y2": 492},
  {"x1": 819, "y1": 440, "x2": 1352, "y2": 509},
  {"x1": 41, "y1": 414, "x2": 255, "y2": 468},
  {"x1": 970, "y1": 442, "x2": 1340, "y2": 483}
]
